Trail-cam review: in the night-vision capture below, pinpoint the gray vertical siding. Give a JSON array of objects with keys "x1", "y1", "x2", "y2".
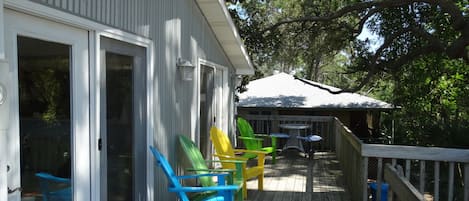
[{"x1": 28, "y1": 0, "x2": 236, "y2": 200}]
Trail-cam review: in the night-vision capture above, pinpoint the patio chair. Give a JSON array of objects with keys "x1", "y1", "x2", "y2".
[
  {"x1": 237, "y1": 117, "x2": 278, "y2": 163},
  {"x1": 297, "y1": 135, "x2": 322, "y2": 159},
  {"x1": 35, "y1": 172, "x2": 71, "y2": 201},
  {"x1": 149, "y1": 146, "x2": 240, "y2": 201},
  {"x1": 210, "y1": 127, "x2": 266, "y2": 198},
  {"x1": 178, "y1": 135, "x2": 244, "y2": 201}
]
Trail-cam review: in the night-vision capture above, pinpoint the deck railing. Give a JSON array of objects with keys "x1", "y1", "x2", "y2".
[
  {"x1": 384, "y1": 164, "x2": 425, "y2": 201},
  {"x1": 240, "y1": 114, "x2": 469, "y2": 201},
  {"x1": 241, "y1": 114, "x2": 335, "y2": 150}
]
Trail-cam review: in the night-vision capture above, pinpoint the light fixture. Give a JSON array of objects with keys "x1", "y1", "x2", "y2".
[
  {"x1": 176, "y1": 58, "x2": 195, "y2": 81},
  {"x1": 0, "y1": 84, "x2": 6, "y2": 105},
  {"x1": 233, "y1": 74, "x2": 243, "y2": 87},
  {"x1": 0, "y1": 59, "x2": 10, "y2": 131},
  {"x1": 0, "y1": 60, "x2": 8, "y2": 106}
]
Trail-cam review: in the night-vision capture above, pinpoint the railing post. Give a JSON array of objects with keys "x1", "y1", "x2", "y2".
[
  {"x1": 448, "y1": 162, "x2": 454, "y2": 201},
  {"x1": 434, "y1": 161, "x2": 439, "y2": 201},
  {"x1": 465, "y1": 163, "x2": 468, "y2": 201},
  {"x1": 362, "y1": 157, "x2": 368, "y2": 201},
  {"x1": 420, "y1": 161, "x2": 425, "y2": 193},
  {"x1": 271, "y1": 114, "x2": 278, "y2": 133},
  {"x1": 377, "y1": 158, "x2": 383, "y2": 201},
  {"x1": 405, "y1": 160, "x2": 411, "y2": 180}
]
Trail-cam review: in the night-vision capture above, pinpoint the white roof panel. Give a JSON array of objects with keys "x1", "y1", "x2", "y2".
[
  {"x1": 238, "y1": 73, "x2": 394, "y2": 109},
  {"x1": 196, "y1": 0, "x2": 254, "y2": 75}
]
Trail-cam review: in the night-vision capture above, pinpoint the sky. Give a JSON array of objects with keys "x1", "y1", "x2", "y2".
[{"x1": 357, "y1": 26, "x2": 383, "y2": 52}]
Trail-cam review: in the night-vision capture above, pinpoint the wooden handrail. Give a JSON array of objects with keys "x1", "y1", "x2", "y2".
[
  {"x1": 362, "y1": 144, "x2": 469, "y2": 163},
  {"x1": 384, "y1": 164, "x2": 425, "y2": 201}
]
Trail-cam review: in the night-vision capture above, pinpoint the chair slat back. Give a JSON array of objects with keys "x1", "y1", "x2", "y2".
[
  {"x1": 178, "y1": 135, "x2": 216, "y2": 187},
  {"x1": 210, "y1": 127, "x2": 237, "y2": 169},
  {"x1": 237, "y1": 117, "x2": 260, "y2": 150},
  {"x1": 149, "y1": 146, "x2": 189, "y2": 201}
]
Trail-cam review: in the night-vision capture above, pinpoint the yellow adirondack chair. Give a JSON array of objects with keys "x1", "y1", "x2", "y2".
[{"x1": 210, "y1": 126, "x2": 266, "y2": 198}]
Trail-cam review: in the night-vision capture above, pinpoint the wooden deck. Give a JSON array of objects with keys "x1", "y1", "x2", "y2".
[{"x1": 245, "y1": 150, "x2": 351, "y2": 201}]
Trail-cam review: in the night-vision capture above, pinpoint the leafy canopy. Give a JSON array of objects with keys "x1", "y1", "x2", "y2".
[
  {"x1": 227, "y1": 0, "x2": 469, "y2": 147},
  {"x1": 228, "y1": 0, "x2": 469, "y2": 92}
]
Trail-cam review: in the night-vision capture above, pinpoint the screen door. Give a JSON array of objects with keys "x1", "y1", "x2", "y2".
[{"x1": 99, "y1": 36, "x2": 147, "y2": 201}]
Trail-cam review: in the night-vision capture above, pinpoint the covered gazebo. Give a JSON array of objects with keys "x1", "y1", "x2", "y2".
[{"x1": 237, "y1": 72, "x2": 395, "y2": 140}]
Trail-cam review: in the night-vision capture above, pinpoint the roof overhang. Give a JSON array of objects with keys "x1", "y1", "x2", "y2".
[
  {"x1": 196, "y1": 0, "x2": 254, "y2": 75},
  {"x1": 237, "y1": 106, "x2": 399, "y2": 111}
]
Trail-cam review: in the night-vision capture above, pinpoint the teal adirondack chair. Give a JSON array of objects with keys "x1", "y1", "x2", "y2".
[
  {"x1": 178, "y1": 135, "x2": 244, "y2": 201},
  {"x1": 149, "y1": 146, "x2": 240, "y2": 201},
  {"x1": 35, "y1": 172, "x2": 71, "y2": 201},
  {"x1": 237, "y1": 117, "x2": 278, "y2": 163}
]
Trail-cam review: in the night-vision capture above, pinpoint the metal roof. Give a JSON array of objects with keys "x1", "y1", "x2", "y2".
[
  {"x1": 238, "y1": 72, "x2": 395, "y2": 110},
  {"x1": 196, "y1": 0, "x2": 254, "y2": 75}
]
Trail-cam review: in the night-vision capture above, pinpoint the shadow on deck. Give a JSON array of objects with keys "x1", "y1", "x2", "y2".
[{"x1": 246, "y1": 150, "x2": 351, "y2": 201}]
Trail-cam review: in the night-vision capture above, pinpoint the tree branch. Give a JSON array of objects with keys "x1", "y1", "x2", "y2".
[
  {"x1": 293, "y1": 71, "x2": 375, "y2": 94},
  {"x1": 261, "y1": 0, "x2": 428, "y2": 34}
]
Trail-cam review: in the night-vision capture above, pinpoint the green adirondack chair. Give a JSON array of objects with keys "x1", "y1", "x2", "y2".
[
  {"x1": 237, "y1": 117, "x2": 278, "y2": 163},
  {"x1": 178, "y1": 135, "x2": 244, "y2": 201}
]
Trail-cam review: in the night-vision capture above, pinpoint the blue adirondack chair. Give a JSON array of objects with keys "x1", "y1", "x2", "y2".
[
  {"x1": 149, "y1": 146, "x2": 240, "y2": 201},
  {"x1": 35, "y1": 172, "x2": 71, "y2": 201}
]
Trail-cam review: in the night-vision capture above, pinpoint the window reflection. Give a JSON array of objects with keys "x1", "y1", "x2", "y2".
[
  {"x1": 18, "y1": 36, "x2": 72, "y2": 200},
  {"x1": 105, "y1": 52, "x2": 134, "y2": 201}
]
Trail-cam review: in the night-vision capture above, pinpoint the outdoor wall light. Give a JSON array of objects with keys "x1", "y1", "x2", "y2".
[
  {"x1": 0, "y1": 59, "x2": 10, "y2": 130},
  {"x1": 176, "y1": 58, "x2": 195, "y2": 81},
  {"x1": 234, "y1": 74, "x2": 243, "y2": 87},
  {"x1": 0, "y1": 84, "x2": 6, "y2": 106}
]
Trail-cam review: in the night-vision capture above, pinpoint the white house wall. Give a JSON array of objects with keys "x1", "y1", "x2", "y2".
[{"x1": 25, "y1": 0, "x2": 237, "y2": 200}]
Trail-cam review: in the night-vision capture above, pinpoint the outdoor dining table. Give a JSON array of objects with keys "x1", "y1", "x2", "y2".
[{"x1": 279, "y1": 124, "x2": 310, "y2": 153}]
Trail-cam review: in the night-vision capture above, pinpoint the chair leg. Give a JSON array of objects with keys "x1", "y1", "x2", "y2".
[
  {"x1": 236, "y1": 189, "x2": 243, "y2": 201},
  {"x1": 271, "y1": 137, "x2": 277, "y2": 164},
  {"x1": 272, "y1": 150, "x2": 276, "y2": 164},
  {"x1": 258, "y1": 173, "x2": 264, "y2": 191},
  {"x1": 243, "y1": 180, "x2": 247, "y2": 198}
]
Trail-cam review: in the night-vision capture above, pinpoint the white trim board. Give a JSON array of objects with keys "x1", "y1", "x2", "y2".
[{"x1": 4, "y1": 0, "x2": 152, "y2": 46}]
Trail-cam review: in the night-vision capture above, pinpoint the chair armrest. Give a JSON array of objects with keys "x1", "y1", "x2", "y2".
[
  {"x1": 270, "y1": 133, "x2": 290, "y2": 138},
  {"x1": 176, "y1": 173, "x2": 229, "y2": 180},
  {"x1": 214, "y1": 154, "x2": 249, "y2": 161},
  {"x1": 208, "y1": 158, "x2": 245, "y2": 183},
  {"x1": 238, "y1": 136, "x2": 263, "y2": 141},
  {"x1": 207, "y1": 159, "x2": 247, "y2": 164},
  {"x1": 35, "y1": 172, "x2": 71, "y2": 184},
  {"x1": 186, "y1": 168, "x2": 235, "y2": 173},
  {"x1": 169, "y1": 185, "x2": 240, "y2": 193},
  {"x1": 254, "y1": 133, "x2": 270, "y2": 138},
  {"x1": 233, "y1": 149, "x2": 268, "y2": 156}
]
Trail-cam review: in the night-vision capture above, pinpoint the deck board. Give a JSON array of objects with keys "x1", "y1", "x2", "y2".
[{"x1": 245, "y1": 150, "x2": 350, "y2": 201}]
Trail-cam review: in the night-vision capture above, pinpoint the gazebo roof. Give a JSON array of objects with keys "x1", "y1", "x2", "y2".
[{"x1": 238, "y1": 72, "x2": 394, "y2": 110}]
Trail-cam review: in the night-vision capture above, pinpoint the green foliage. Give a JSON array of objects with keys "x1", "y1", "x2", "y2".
[
  {"x1": 374, "y1": 55, "x2": 469, "y2": 148},
  {"x1": 228, "y1": 0, "x2": 351, "y2": 82},
  {"x1": 19, "y1": 58, "x2": 70, "y2": 124}
]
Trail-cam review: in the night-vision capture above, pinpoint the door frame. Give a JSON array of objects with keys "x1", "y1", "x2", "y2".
[
  {"x1": 96, "y1": 35, "x2": 150, "y2": 201},
  {"x1": 196, "y1": 59, "x2": 228, "y2": 147},
  {"x1": 92, "y1": 29, "x2": 155, "y2": 201},
  {"x1": 4, "y1": 9, "x2": 90, "y2": 200},
  {"x1": 3, "y1": 1, "x2": 155, "y2": 201}
]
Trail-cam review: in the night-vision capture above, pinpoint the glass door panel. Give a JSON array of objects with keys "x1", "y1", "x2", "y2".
[
  {"x1": 100, "y1": 37, "x2": 147, "y2": 201},
  {"x1": 199, "y1": 66, "x2": 215, "y2": 160},
  {"x1": 18, "y1": 36, "x2": 72, "y2": 201},
  {"x1": 5, "y1": 9, "x2": 90, "y2": 201},
  {"x1": 105, "y1": 52, "x2": 134, "y2": 201}
]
